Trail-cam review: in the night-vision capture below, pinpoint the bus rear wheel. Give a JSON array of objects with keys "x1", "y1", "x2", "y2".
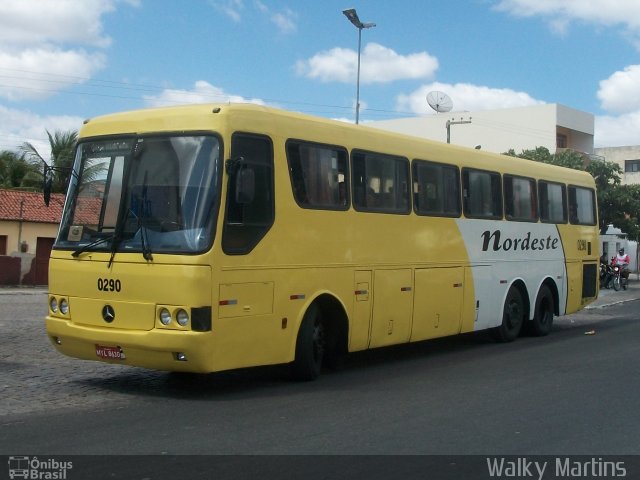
[
  {"x1": 530, "y1": 285, "x2": 554, "y2": 336},
  {"x1": 292, "y1": 304, "x2": 325, "y2": 381},
  {"x1": 492, "y1": 287, "x2": 524, "y2": 342}
]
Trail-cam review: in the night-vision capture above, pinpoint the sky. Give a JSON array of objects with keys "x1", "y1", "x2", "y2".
[{"x1": 1, "y1": 0, "x2": 640, "y2": 161}]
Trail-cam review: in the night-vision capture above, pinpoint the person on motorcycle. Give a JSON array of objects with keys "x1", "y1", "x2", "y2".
[{"x1": 612, "y1": 248, "x2": 630, "y2": 281}]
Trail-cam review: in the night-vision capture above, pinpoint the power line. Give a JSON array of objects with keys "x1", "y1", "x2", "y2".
[{"x1": 0, "y1": 66, "x2": 414, "y2": 120}]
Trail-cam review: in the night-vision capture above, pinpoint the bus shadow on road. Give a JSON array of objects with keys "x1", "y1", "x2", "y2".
[
  {"x1": 74, "y1": 316, "x2": 629, "y2": 399},
  {"x1": 73, "y1": 331, "x2": 500, "y2": 399}
]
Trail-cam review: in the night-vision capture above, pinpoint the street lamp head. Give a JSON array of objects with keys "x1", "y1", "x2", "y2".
[
  {"x1": 342, "y1": 8, "x2": 362, "y2": 28},
  {"x1": 343, "y1": 8, "x2": 375, "y2": 30}
]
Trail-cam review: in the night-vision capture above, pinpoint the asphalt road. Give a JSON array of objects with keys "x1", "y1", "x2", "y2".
[{"x1": 1, "y1": 290, "x2": 639, "y2": 478}]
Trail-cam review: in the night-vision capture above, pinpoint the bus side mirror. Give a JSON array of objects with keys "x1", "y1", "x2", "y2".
[
  {"x1": 43, "y1": 166, "x2": 53, "y2": 206},
  {"x1": 226, "y1": 157, "x2": 255, "y2": 204},
  {"x1": 235, "y1": 167, "x2": 255, "y2": 204}
]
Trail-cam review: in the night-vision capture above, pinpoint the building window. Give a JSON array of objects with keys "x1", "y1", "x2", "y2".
[
  {"x1": 556, "y1": 134, "x2": 567, "y2": 149},
  {"x1": 0, "y1": 235, "x2": 6, "y2": 255},
  {"x1": 625, "y1": 160, "x2": 640, "y2": 172}
]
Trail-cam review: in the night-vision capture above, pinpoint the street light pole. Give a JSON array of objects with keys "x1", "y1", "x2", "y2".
[{"x1": 342, "y1": 8, "x2": 375, "y2": 125}]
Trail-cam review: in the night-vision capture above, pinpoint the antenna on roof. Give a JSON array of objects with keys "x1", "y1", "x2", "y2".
[{"x1": 426, "y1": 91, "x2": 453, "y2": 113}]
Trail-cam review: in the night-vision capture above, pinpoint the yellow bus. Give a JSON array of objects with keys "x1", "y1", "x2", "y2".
[{"x1": 46, "y1": 104, "x2": 599, "y2": 380}]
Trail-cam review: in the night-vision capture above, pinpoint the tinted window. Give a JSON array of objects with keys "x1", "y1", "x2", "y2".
[
  {"x1": 504, "y1": 175, "x2": 537, "y2": 222},
  {"x1": 287, "y1": 141, "x2": 348, "y2": 210},
  {"x1": 352, "y1": 151, "x2": 410, "y2": 214},
  {"x1": 462, "y1": 168, "x2": 502, "y2": 219},
  {"x1": 539, "y1": 181, "x2": 567, "y2": 223},
  {"x1": 568, "y1": 185, "x2": 596, "y2": 226},
  {"x1": 222, "y1": 133, "x2": 274, "y2": 254},
  {"x1": 412, "y1": 160, "x2": 461, "y2": 217}
]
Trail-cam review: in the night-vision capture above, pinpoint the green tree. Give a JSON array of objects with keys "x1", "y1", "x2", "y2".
[
  {"x1": 21, "y1": 130, "x2": 78, "y2": 194},
  {"x1": 0, "y1": 150, "x2": 42, "y2": 190}
]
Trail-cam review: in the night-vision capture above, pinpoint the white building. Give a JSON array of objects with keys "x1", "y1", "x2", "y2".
[
  {"x1": 594, "y1": 146, "x2": 640, "y2": 186},
  {"x1": 371, "y1": 103, "x2": 594, "y2": 155}
]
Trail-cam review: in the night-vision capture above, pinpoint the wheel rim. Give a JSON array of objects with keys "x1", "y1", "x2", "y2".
[
  {"x1": 312, "y1": 319, "x2": 325, "y2": 365},
  {"x1": 505, "y1": 297, "x2": 523, "y2": 330},
  {"x1": 538, "y1": 296, "x2": 552, "y2": 327}
]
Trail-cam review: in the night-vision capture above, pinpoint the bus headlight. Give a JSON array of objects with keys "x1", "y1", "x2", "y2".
[
  {"x1": 50, "y1": 297, "x2": 58, "y2": 313},
  {"x1": 176, "y1": 309, "x2": 189, "y2": 327},
  {"x1": 159, "y1": 308, "x2": 172, "y2": 325},
  {"x1": 60, "y1": 298, "x2": 69, "y2": 315}
]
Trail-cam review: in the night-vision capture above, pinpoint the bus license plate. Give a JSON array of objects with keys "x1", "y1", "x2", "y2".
[{"x1": 95, "y1": 344, "x2": 126, "y2": 360}]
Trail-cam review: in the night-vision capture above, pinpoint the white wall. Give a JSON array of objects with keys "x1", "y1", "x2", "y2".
[
  {"x1": 371, "y1": 104, "x2": 594, "y2": 155},
  {"x1": 594, "y1": 145, "x2": 640, "y2": 185}
]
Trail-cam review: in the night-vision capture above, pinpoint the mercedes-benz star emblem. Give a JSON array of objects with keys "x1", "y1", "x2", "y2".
[{"x1": 102, "y1": 305, "x2": 115, "y2": 323}]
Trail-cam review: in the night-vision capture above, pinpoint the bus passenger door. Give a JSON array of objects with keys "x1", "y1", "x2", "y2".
[
  {"x1": 411, "y1": 267, "x2": 463, "y2": 341},
  {"x1": 350, "y1": 270, "x2": 372, "y2": 352},
  {"x1": 369, "y1": 269, "x2": 413, "y2": 348}
]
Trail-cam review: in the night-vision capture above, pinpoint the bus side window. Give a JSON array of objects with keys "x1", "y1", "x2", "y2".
[
  {"x1": 568, "y1": 185, "x2": 596, "y2": 226},
  {"x1": 462, "y1": 168, "x2": 502, "y2": 219},
  {"x1": 504, "y1": 175, "x2": 537, "y2": 222},
  {"x1": 286, "y1": 140, "x2": 349, "y2": 210},
  {"x1": 412, "y1": 159, "x2": 461, "y2": 217},
  {"x1": 539, "y1": 181, "x2": 567, "y2": 223},
  {"x1": 352, "y1": 150, "x2": 410, "y2": 214},
  {"x1": 222, "y1": 133, "x2": 274, "y2": 254}
]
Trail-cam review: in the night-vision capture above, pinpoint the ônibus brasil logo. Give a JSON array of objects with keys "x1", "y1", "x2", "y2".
[{"x1": 7, "y1": 456, "x2": 72, "y2": 479}]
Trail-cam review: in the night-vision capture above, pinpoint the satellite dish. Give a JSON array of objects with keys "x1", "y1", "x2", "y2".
[{"x1": 427, "y1": 91, "x2": 453, "y2": 113}]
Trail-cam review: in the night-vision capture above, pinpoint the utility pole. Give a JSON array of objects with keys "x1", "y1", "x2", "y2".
[{"x1": 446, "y1": 117, "x2": 472, "y2": 144}]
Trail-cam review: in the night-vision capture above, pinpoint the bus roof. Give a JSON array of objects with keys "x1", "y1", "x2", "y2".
[{"x1": 80, "y1": 103, "x2": 596, "y2": 188}]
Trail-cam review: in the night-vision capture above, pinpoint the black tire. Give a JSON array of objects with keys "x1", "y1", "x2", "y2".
[
  {"x1": 492, "y1": 287, "x2": 525, "y2": 342},
  {"x1": 613, "y1": 276, "x2": 621, "y2": 291},
  {"x1": 530, "y1": 285, "x2": 554, "y2": 337},
  {"x1": 292, "y1": 304, "x2": 324, "y2": 381}
]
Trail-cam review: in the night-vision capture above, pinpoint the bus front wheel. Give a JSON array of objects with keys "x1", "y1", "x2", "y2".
[
  {"x1": 492, "y1": 287, "x2": 525, "y2": 342},
  {"x1": 292, "y1": 304, "x2": 325, "y2": 381}
]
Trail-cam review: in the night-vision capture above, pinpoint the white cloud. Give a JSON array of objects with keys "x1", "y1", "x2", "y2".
[
  {"x1": 597, "y1": 65, "x2": 640, "y2": 115},
  {"x1": 0, "y1": 0, "x2": 136, "y2": 102},
  {"x1": 494, "y1": 0, "x2": 640, "y2": 46},
  {"x1": 0, "y1": 104, "x2": 84, "y2": 161},
  {"x1": 396, "y1": 82, "x2": 542, "y2": 114},
  {"x1": 255, "y1": 1, "x2": 297, "y2": 34},
  {"x1": 296, "y1": 43, "x2": 438, "y2": 85},
  {"x1": 595, "y1": 112, "x2": 640, "y2": 147},
  {"x1": 0, "y1": 0, "x2": 115, "y2": 48},
  {"x1": 143, "y1": 80, "x2": 266, "y2": 107},
  {"x1": 211, "y1": 0, "x2": 244, "y2": 23},
  {"x1": 0, "y1": 48, "x2": 105, "y2": 101}
]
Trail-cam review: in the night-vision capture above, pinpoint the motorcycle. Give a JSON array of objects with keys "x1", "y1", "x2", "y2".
[
  {"x1": 611, "y1": 264, "x2": 628, "y2": 291},
  {"x1": 599, "y1": 262, "x2": 613, "y2": 289}
]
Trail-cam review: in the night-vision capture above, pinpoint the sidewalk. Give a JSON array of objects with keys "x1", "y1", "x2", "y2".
[
  {"x1": 0, "y1": 286, "x2": 47, "y2": 295},
  {"x1": 587, "y1": 277, "x2": 640, "y2": 309}
]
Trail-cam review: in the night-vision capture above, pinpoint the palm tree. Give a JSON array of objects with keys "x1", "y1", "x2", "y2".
[
  {"x1": 21, "y1": 130, "x2": 78, "y2": 193},
  {"x1": 0, "y1": 150, "x2": 42, "y2": 190}
]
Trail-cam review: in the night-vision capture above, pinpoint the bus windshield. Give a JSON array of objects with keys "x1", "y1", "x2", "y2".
[{"x1": 56, "y1": 134, "x2": 221, "y2": 256}]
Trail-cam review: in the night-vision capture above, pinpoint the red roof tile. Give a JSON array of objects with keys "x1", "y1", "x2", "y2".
[{"x1": 0, "y1": 189, "x2": 65, "y2": 224}]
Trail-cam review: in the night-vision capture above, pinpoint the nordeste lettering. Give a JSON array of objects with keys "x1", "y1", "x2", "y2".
[{"x1": 481, "y1": 230, "x2": 559, "y2": 252}]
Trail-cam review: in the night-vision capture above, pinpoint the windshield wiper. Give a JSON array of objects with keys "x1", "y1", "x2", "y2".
[
  {"x1": 71, "y1": 234, "x2": 114, "y2": 258},
  {"x1": 139, "y1": 171, "x2": 153, "y2": 261}
]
